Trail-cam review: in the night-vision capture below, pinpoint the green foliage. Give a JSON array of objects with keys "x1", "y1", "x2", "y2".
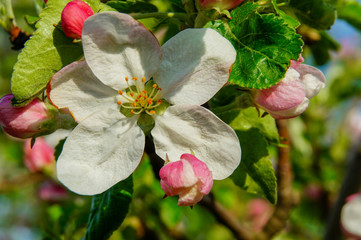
[
  {"x1": 288, "y1": 0, "x2": 336, "y2": 30},
  {"x1": 309, "y1": 31, "x2": 340, "y2": 65},
  {"x1": 10, "y1": 0, "x2": 112, "y2": 106},
  {"x1": 271, "y1": 0, "x2": 300, "y2": 28},
  {"x1": 84, "y1": 176, "x2": 133, "y2": 240},
  {"x1": 206, "y1": 2, "x2": 303, "y2": 89},
  {"x1": 54, "y1": 138, "x2": 66, "y2": 161},
  {"x1": 337, "y1": 0, "x2": 361, "y2": 31},
  {"x1": 106, "y1": 0, "x2": 158, "y2": 13},
  {"x1": 216, "y1": 107, "x2": 278, "y2": 204}
]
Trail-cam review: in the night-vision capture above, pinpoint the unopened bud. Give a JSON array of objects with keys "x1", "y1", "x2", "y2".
[
  {"x1": 0, "y1": 94, "x2": 55, "y2": 138},
  {"x1": 255, "y1": 60, "x2": 325, "y2": 119},
  {"x1": 24, "y1": 137, "x2": 54, "y2": 172},
  {"x1": 38, "y1": 181, "x2": 68, "y2": 202},
  {"x1": 61, "y1": 0, "x2": 94, "y2": 39},
  {"x1": 159, "y1": 153, "x2": 213, "y2": 206}
]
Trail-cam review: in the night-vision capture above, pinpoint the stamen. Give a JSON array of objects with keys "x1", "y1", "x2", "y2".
[
  {"x1": 118, "y1": 90, "x2": 123, "y2": 95},
  {"x1": 149, "y1": 110, "x2": 155, "y2": 115},
  {"x1": 152, "y1": 84, "x2": 157, "y2": 88},
  {"x1": 132, "y1": 102, "x2": 137, "y2": 107},
  {"x1": 125, "y1": 77, "x2": 129, "y2": 82},
  {"x1": 117, "y1": 101, "x2": 122, "y2": 105},
  {"x1": 132, "y1": 77, "x2": 137, "y2": 81},
  {"x1": 147, "y1": 99, "x2": 153, "y2": 104},
  {"x1": 157, "y1": 100, "x2": 162, "y2": 103},
  {"x1": 130, "y1": 93, "x2": 134, "y2": 97},
  {"x1": 142, "y1": 77, "x2": 146, "y2": 83}
]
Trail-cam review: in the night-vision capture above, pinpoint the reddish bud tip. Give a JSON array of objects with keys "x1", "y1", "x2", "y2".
[{"x1": 61, "y1": 0, "x2": 94, "y2": 39}]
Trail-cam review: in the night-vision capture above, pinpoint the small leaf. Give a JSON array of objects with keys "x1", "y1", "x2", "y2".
[
  {"x1": 106, "y1": 0, "x2": 158, "y2": 13},
  {"x1": 84, "y1": 176, "x2": 133, "y2": 240},
  {"x1": 289, "y1": 0, "x2": 336, "y2": 30},
  {"x1": 270, "y1": 0, "x2": 300, "y2": 28},
  {"x1": 206, "y1": 2, "x2": 303, "y2": 89},
  {"x1": 215, "y1": 108, "x2": 278, "y2": 203},
  {"x1": 11, "y1": 0, "x2": 112, "y2": 106},
  {"x1": 54, "y1": 138, "x2": 66, "y2": 161}
]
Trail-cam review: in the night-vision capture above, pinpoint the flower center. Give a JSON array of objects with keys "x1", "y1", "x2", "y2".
[{"x1": 116, "y1": 77, "x2": 163, "y2": 116}]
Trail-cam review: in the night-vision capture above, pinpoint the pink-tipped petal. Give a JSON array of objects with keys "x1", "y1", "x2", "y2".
[
  {"x1": 159, "y1": 154, "x2": 213, "y2": 206},
  {"x1": 256, "y1": 68, "x2": 305, "y2": 112}
]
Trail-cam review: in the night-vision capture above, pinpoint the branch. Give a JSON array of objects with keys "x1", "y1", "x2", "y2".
[
  {"x1": 261, "y1": 119, "x2": 296, "y2": 238},
  {"x1": 324, "y1": 143, "x2": 361, "y2": 240}
]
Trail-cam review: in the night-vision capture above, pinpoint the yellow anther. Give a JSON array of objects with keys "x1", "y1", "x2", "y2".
[
  {"x1": 130, "y1": 92, "x2": 134, "y2": 97},
  {"x1": 132, "y1": 77, "x2": 137, "y2": 81},
  {"x1": 118, "y1": 90, "x2": 123, "y2": 95},
  {"x1": 149, "y1": 110, "x2": 156, "y2": 115},
  {"x1": 117, "y1": 101, "x2": 122, "y2": 105},
  {"x1": 152, "y1": 84, "x2": 157, "y2": 88},
  {"x1": 125, "y1": 77, "x2": 129, "y2": 82},
  {"x1": 142, "y1": 90, "x2": 147, "y2": 94},
  {"x1": 142, "y1": 77, "x2": 146, "y2": 82},
  {"x1": 147, "y1": 99, "x2": 153, "y2": 104},
  {"x1": 131, "y1": 110, "x2": 134, "y2": 114},
  {"x1": 132, "y1": 102, "x2": 137, "y2": 107}
]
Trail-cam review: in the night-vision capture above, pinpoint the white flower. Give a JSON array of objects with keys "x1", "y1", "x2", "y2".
[{"x1": 48, "y1": 12, "x2": 241, "y2": 195}]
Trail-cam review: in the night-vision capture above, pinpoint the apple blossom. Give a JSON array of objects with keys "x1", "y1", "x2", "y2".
[
  {"x1": 61, "y1": 0, "x2": 94, "y2": 39},
  {"x1": 160, "y1": 154, "x2": 213, "y2": 206},
  {"x1": 23, "y1": 137, "x2": 54, "y2": 172},
  {"x1": 0, "y1": 94, "x2": 55, "y2": 138},
  {"x1": 48, "y1": 12, "x2": 241, "y2": 195},
  {"x1": 341, "y1": 193, "x2": 361, "y2": 239},
  {"x1": 199, "y1": 0, "x2": 244, "y2": 10},
  {"x1": 255, "y1": 59, "x2": 326, "y2": 119}
]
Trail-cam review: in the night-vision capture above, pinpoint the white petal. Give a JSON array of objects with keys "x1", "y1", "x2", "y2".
[
  {"x1": 297, "y1": 64, "x2": 326, "y2": 99},
  {"x1": 341, "y1": 195, "x2": 361, "y2": 237},
  {"x1": 82, "y1": 12, "x2": 161, "y2": 90},
  {"x1": 153, "y1": 28, "x2": 236, "y2": 105},
  {"x1": 57, "y1": 109, "x2": 144, "y2": 195},
  {"x1": 49, "y1": 61, "x2": 119, "y2": 122},
  {"x1": 152, "y1": 105, "x2": 241, "y2": 180}
]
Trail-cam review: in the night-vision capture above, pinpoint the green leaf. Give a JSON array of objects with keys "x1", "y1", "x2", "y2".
[
  {"x1": 10, "y1": 0, "x2": 112, "y2": 106},
  {"x1": 84, "y1": 176, "x2": 133, "y2": 240},
  {"x1": 216, "y1": 108, "x2": 278, "y2": 203},
  {"x1": 106, "y1": 0, "x2": 158, "y2": 13},
  {"x1": 337, "y1": 0, "x2": 361, "y2": 32},
  {"x1": 309, "y1": 31, "x2": 339, "y2": 65},
  {"x1": 206, "y1": 2, "x2": 303, "y2": 89},
  {"x1": 24, "y1": 15, "x2": 40, "y2": 30},
  {"x1": 270, "y1": 0, "x2": 300, "y2": 28},
  {"x1": 289, "y1": 0, "x2": 336, "y2": 30},
  {"x1": 54, "y1": 138, "x2": 66, "y2": 161}
]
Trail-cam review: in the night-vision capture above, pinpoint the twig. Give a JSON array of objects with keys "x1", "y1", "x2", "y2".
[
  {"x1": 324, "y1": 143, "x2": 361, "y2": 240},
  {"x1": 261, "y1": 119, "x2": 296, "y2": 238}
]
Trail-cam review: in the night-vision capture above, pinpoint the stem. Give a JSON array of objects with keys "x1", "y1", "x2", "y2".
[
  {"x1": 324, "y1": 143, "x2": 361, "y2": 240},
  {"x1": 200, "y1": 194, "x2": 255, "y2": 240},
  {"x1": 261, "y1": 119, "x2": 296, "y2": 238},
  {"x1": 132, "y1": 12, "x2": 189, "y2": 22}
]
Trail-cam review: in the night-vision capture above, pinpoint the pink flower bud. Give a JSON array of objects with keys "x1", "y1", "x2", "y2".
[
  {"x1": 199, "y1": 0, "x2": 244, "y2": 10},
  {"x1": 159, "y1": 154, "x2": 213, "y2": 206},
  {"x1": 24, "y1": 137, "x2": 54, "y2": 172},
  {"x1": 38, "y1": 181, "x2": 68, "y2": 202},
  {"x1": 0, "y1": 94, "x2": 51, "y2": 138},
  {"x1": 255, "y1": 60, "x2": 325, "y2": 119},
  {"x1": 61, "y1": 0, "x2": 94, "y2": 39}
]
